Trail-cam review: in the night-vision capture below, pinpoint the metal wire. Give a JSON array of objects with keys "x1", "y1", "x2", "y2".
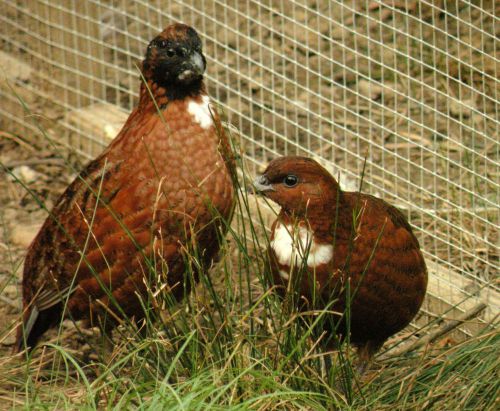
[{"x1": 1, "y1": 0, "x2": 498, "y2": 334}]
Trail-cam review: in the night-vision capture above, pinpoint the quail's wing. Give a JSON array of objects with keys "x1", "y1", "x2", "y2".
[{"x1": 24, "y1": 156, "x2": 129, "y2": 310}]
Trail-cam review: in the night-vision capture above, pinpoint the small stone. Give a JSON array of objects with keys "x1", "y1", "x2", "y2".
[
  {"x1": 80, "y1": 343, "x2": 92, "y2": 354},
  {"x1": 11, "y1": 165, "x2": 39, "y2": 183},
  {"x1": 3, "y1": 284, "x2": 18, "y2": 299},
  {"x1": 330, "y1": 26, "x2": 346, "y2": 40},
  {"x1": 449, "y1": 98, "x2": 476, "y2": 118},
  {"x1": 10, "y1": 224, "x2": 42, "y2": 248},
  {"x1": 357, "y1": 79, "x2": 383, "y2": 100},
  {"x1": 98, "y1": 9, "x2": 127, "y2": 41},
  {"x1": 62, "y1": 319, "x2": 76, "y2": 329},
  {"x1": 0, "y1": 51, "x2": 32, "y2": 82},
  {"x1": 1, "y1": 332, "x2": 16, "y2": 346}
]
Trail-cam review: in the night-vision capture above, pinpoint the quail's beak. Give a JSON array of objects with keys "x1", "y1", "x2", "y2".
[
  {"x1": 178, "y1": 51, "x2": 205, "y2": 82},
  {"x1": 252, "y1": 175, "x2": 274, "y2": 194}
]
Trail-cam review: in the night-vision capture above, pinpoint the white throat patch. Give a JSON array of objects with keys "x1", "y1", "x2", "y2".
[
  {"x1": 271, "y1": 223, "x2": 333, "y2": 268},
  {"x1": 188, "y1": 95, "x2": 213, "y2": 129}
]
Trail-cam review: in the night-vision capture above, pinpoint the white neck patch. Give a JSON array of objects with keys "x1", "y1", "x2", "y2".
[
  {"x1": 187, "y1": 95, "x2": 213, "y2": 129},
  {"x1": 271, "y1": 223, "x2": 333, "y2": 268}
]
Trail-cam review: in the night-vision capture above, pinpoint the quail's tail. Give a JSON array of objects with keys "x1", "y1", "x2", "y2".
[{"x1": 14, "y1": 304, "x2": 61, "y2": 353}]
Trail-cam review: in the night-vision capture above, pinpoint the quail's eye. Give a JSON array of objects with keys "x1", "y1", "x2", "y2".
[
  {"x1": 180, "y1": 47, "x2": 190, "y2": 57},
  {"x1": 166, "y1": 48, "x2": 176, "y2": 57},
  {"x1": 283, "y1": 175, "x2": 298, "y2": 187},
  {"x1": 158, "y1": 40, "x2": 167, "y2": 48}
]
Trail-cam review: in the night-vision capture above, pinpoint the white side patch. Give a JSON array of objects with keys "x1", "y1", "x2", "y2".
[
  {"x1": 188, "y1": 95, "x2": 213, "y2": 129},
  {"x1": 271, "y1": 224, "x2": 333, "y2": 268}
]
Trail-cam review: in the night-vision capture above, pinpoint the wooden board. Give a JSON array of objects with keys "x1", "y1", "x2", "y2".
[{"x1": 61, "y1": 102, "x2": 128, "y2": 157}]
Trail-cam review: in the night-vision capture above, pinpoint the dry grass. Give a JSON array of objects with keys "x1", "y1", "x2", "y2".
[{"x1": 0, "y1": 135, "x2": 498, "y2": 409}]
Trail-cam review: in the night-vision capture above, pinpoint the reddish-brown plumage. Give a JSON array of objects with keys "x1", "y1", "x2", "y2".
[
  {"x1": 16, "y1": 23, "x2": 235, "y2": 351},
  {"x1": 254, "y1": 156, "x2": 427, "y2": 363}
]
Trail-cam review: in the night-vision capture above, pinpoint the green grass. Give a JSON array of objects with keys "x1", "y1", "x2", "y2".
[
  {"x1": 2, "y1": 297, "x2": 498, "y2": 410},
  {"x1": 1, "y1": 166, "x2": 498, "y2": 410}
]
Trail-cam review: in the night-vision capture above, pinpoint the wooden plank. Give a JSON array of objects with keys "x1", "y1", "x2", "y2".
[
  {"x1": 0, "y1": 51, "x2": 32, "y2": 82},
  {"x1": 61, "y1": 102, "x2": 128, "y2": 157}
]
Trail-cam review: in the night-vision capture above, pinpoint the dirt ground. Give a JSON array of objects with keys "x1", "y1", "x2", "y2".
[
  {"x1": 0, "y1": 2, "x2": 497, "y2": 404},
  {"x1": 0, "y1": 136, "x2": 82, "y2": 357}
]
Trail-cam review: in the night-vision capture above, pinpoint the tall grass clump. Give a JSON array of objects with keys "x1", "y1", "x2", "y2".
[{"x1": 0, "y1": 91, "x2": 497, "y2": 410}]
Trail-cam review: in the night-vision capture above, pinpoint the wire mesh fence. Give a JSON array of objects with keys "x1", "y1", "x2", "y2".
[{"x1": 0, "y1": 0, "x2": 498, "y2": 338}]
